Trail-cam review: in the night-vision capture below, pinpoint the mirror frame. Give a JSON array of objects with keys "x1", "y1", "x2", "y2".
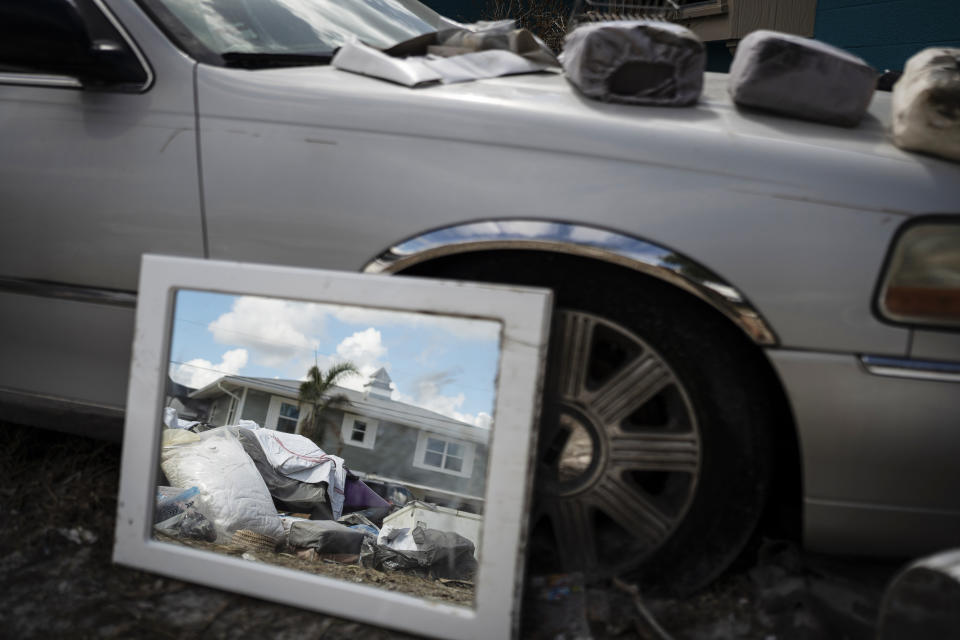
[{"x1": 113, "y1": 255, "x2": 552, "y2": 640}]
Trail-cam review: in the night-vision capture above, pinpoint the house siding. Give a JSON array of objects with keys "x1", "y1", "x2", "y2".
[
  {"x1": 202, "y1": 385, "x2": 490, "y2": 500},
  {"x1": 331, "y1": 420, "x2": 488, "y2": 498},
  {"x1": 815, "y1": 0, "x2": 960, "y2": 72}
]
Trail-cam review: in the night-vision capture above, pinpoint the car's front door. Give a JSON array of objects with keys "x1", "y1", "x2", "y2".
[
  {"x1": 0, "y1": 0, "x2": 204, "y2": 414},
  {"x1": 0, "y1": 0, "x2": 204, "y2": 292}
]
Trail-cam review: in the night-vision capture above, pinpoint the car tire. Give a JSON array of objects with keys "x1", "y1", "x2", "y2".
[{"x1": 401, "y1": 250, "x2": 778, "y2": 595}]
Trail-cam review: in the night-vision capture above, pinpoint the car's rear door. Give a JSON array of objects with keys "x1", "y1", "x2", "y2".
[{"x1": 0, "y1": 0, "x2": 204, "y2": 291}]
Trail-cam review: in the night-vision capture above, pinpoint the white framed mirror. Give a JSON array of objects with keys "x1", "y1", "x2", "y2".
[{"x1": 114, "y1": 255, "x2": 552, "y2": 639}]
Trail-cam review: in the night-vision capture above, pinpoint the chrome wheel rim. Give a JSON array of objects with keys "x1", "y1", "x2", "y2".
[{"x1": 530, "y1": 310, "x2": 701, "y2": 576}]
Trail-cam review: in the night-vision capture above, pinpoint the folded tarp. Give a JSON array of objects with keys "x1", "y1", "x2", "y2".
[
  {"x1": 333, "y1": 19, "x2": 557, "y2": 87},
  {"x1": 333, "y1": 38, "x2": 551, "y2": 87},
  {"x1": 728, "y1": 30, "x2": 876, "y2": 127},
  {"x1": 561, "y1": 21, "x2": 705, "y2": 106},
  {"x1": 248, "y1": 428, "x2": 347, "y2": 519},
  {"x1": 892, "y1": 48, "x2": 960, "y2": 163},
  {"x1": 428, "y1": 20, "x2": 557, "y2": 66},
  {"x1": 235, "y1": 428, "x2": 332, "y2": 520}
]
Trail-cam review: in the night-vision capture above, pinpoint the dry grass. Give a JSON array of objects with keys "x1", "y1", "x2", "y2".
[
  {"x1": 483, "y1": 0, "x2": 570, "y2": 51},
  {"x1": 481, "y1": 0, "x2": 683, "y2": 52}
]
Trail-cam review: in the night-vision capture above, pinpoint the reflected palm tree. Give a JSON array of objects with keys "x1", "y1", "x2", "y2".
[{"x1": 298, "y1": 361, "x2": 359, "y2": 449}]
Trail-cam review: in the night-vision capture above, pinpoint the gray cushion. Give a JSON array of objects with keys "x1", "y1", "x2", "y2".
[
  {"x1": 728, "y1": 30, "x2": 876, "y2": 127},
  {"x1": 562, "y1": 20, "x2": 705, "y2": 106}
]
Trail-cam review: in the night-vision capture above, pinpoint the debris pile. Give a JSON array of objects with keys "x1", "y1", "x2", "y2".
[{"x1": 155, "y1": 419, "x2": 479, "y2": 601}]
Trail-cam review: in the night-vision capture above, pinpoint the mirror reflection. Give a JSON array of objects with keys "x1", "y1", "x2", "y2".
[{"x1": 156, "y1": 290, "x2": 501, "y2": 606}]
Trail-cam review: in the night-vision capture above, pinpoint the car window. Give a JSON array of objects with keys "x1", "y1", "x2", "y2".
[
  {"x1": 150, "y1": 0, "x2": 448, "y2": 59},
  {"x1": 0, "y1": 0, "x2": 147, "y2": 85}
]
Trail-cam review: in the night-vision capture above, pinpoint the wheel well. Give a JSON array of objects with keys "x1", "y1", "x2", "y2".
[{"x1": 398, "y1": 248, "x2": 802, "y2": 543}]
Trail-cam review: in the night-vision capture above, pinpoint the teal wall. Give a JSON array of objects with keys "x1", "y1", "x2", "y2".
[
  {"x1": 815, "y1": 0, "x2": 960, "y2": 72},
  {"x1": 425, "y1": 0, "x2": 485, "y2": 22}
]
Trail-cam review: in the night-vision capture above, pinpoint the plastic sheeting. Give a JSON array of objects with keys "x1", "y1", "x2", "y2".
[
  {"x1": 160, "y1": 427, "x2": 285, "y2": 543},
  {"x1": 249, "y1": 428, "x2": 347, "y2": 519},
  {"x1": 378, "y1": 524, "x2": 418, "y2": 551},
  {"x1": 561, "y1": 21, "x2": 705, "y2": 106},
  {"x1": 235, "y1": 428, "x2": 332, "y2": 519},
  {"x1": 729, "y1": 30, "x2": 876, "y2": 127},
  {"x1": 332, "y1": 19, "x2": 557, "y2": 87},
  {"x1": 892, "y1": 48, "x2": 960, "y2": 163},
  {"x1": 360, "y1": 526, "x2": 478, "y2": 580},
  {"x1": 333, "y1": 38, "x2": 551, "y2": 87}
]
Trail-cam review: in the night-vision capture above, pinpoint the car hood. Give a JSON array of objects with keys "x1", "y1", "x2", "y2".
[{"x1": 198, "y1": 65, "x2": 960, "y2": 216}]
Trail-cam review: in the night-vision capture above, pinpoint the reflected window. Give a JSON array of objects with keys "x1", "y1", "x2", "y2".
[
  {"x1": 340, "y1": 413, "x2": 378, "y2": 449},
  {"x1": 351, "y1": 421, "x2": 367, "y2": 442},
  {"x1": 277, "y1": 401, "x2": 300, "y2": 433},
  {"x1": 415, "y1": 433, "x2": 473, "y2": 477}
]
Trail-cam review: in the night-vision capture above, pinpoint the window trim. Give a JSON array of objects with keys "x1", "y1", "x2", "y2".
[
  {"x1": 266, "y1": 395, "x2": 302, "y2": 432},
  {"x1": 413, "y1": 431, "x2": 475, "y2": 478},
  {"x1": 275, "y1": 400, "x2": 301, "y2": 433},
  {"x1": 340, "y1": 413, "x2": 378, "y2": 450}
]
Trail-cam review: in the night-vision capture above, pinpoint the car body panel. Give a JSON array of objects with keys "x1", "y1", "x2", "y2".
[
  {"x1": 0, "y1": 0, "x2": 204, "y2": 292},
  {"x1": 1, "y1": 0, "x2": 959, "y2": 560},
  {"x1": 805, "y1": 498, "x2": 960, "y2": 557},
  {"x1": 769, "y1": 349, "x2": 960, "y2": 552},
  {"x1": 193, "y1": 64, "x2": 944, "y2": 355},
  {"x1": 0, "y1": 291, "x2": 135, "y2": 411},
  {"x1": 912, "y1": 330, "x2": 960, "y2": 362}
]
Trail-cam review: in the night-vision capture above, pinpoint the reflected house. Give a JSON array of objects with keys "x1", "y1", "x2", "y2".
[{"x1": 187, "y1": 368, "x2": 489, "y2": 512}]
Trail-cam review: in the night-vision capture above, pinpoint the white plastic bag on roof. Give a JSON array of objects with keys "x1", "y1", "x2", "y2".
[
  {"x1": 161, "y1": 427, "x2": 284, "y2": 543},
  {"x1": 561, "y1": 21, "x2": 705, "y2": 106},
  {"x1": 892, "y1": 48, "x2": 960, "y2": 163}
]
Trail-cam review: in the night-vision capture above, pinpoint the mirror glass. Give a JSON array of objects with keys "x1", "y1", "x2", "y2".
[{"x1": 156, "y1": 290, "x2": 501, "y2": 607}]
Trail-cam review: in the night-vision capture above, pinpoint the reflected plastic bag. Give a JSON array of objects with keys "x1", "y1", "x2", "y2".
[
  {"x1": 154, "y1": 486, "x2": 199, "y2": 523},
  {"x1": 360, "y1": 526, "x2": 477, "y2": 580},
  {"x1": 154, "y1": 507, "x2": 217, "y2": 542},
  {"x1": 161, "y1": 427, "x2": 285, "y2": 543}
]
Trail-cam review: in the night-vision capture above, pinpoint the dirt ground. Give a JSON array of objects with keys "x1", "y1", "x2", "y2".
[
  {"x1": 0, "y1": 421, "x2": 903, "y2": 639},
  {"x1": 155, "y1": 533, "x2": 474, "y2": 606}
]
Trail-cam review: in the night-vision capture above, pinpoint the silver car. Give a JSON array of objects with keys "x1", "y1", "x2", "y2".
[{"x1": 1, "y1": 0, "x2": 959, "y2": 594}]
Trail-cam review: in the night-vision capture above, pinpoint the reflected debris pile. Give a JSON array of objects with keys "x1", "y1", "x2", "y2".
[{"x1": 155, "y1": 417, "x2": 478, "y2": 603}]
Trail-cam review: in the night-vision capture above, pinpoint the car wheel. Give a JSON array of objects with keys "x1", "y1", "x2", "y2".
[{"x1": 402, "y1": 251, "x2": 776, "y2": 594}]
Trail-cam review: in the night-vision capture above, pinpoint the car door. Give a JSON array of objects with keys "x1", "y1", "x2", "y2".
[
  {"x1": 0, "y1": 0, "x2": 204, "y2": 292},
  {"x1": 0, "y1": 0, "x2": 204, "y2": 414}
]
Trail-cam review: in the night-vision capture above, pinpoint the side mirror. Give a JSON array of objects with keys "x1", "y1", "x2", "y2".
[
  {"x1": 0, "y1": 0, "x2": 147, "y2": 91},
  {"x1": 81, "y1": 38, "x2": 150, "y2": 91}
]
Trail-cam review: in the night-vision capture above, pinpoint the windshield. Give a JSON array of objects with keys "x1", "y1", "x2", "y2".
[{"x1": 150, "y1": 0, "x2": 451, "y2": 59}]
